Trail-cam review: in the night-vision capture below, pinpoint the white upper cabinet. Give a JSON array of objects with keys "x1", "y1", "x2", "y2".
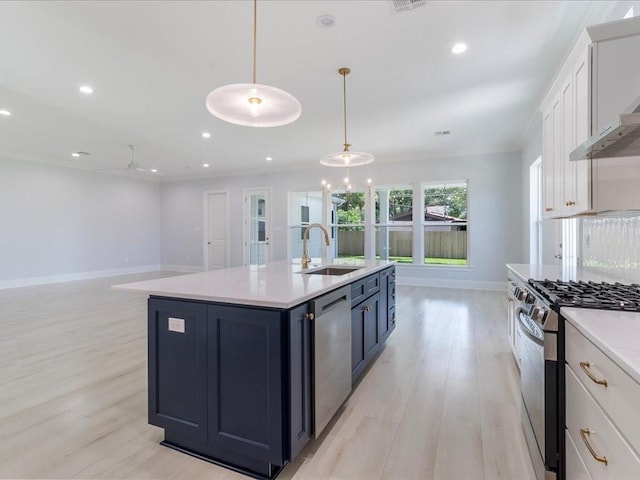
[{"x1": 540, "y1": 16, "x2": 640, "y2": 218}]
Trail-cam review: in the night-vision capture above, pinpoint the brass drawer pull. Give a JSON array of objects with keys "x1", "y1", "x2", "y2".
[
  {"x1": 580, "y1": 361, "x2": 608, "y2": 387},
  {"x1": 580, "y1": 428, "x2": 608, "y2": 466},
  {"x1": 364, "y1": 305, "x2": 372, "y2": 312}
]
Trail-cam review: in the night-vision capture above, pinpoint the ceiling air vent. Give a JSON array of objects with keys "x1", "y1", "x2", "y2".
[
  {"x1": 392, "y1": 0, "x2": 427, "y2": 13},
  {"x1": 435, "y1": 130, "x2": 450, "y2": 136}
]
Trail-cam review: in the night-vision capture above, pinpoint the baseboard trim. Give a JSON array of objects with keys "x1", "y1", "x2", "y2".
[
  {"x1": 159, "y1": 264, "x2": 204, "y2": 273},
  {"x1": 0, "y1": 264, "x2": 161, "y2": 290},
  {"x1": 396, "y1": 276, "x2": 505, "y2": 291}
]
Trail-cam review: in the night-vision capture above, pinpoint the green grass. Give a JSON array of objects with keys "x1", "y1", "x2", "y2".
[{"x1": 338, "y1": 255, "x2": 467, "y2": 266}]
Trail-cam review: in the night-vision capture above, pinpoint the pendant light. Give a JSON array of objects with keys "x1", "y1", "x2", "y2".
[
  {"x1": 205, "y1": 0, "x2": 301, "y2": 127},
  {"x1": 320, "y1": 67, "x2": 374, "y2": 167}
]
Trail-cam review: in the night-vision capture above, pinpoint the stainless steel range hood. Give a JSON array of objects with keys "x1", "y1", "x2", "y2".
[{"x1": 570, "y1": 97, "x2": 640, "y2": 161}]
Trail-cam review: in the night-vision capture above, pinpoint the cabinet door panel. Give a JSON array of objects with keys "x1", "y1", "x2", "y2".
[
  {"x1": 542, "y1": 109, "x2": 556, "y2": 217},
  {"x1": 208, "y1": 305, "x2": 284, "y2": 464},
  {"x1": 364, "y1": 296, "x2": 380, "y2": 358},
  {"x1": 351, "y1": 307, "x2": 366, "y2": 380},
  {"x1": 378, "y1": 269, "x2": 390, "y2": 342},
  {"x1": 572, "y1": 52, "x2": 592, "y2": 214},
  {"x1": 148, "y1": 298, "x2": 208, "y2": 441},
  {"x1": 289, "y1": 303, "x2": 312, "y2": 461}
]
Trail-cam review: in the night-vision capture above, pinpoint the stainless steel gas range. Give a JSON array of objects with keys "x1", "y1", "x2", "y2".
[{"x1": 510, "y1": 275, "x2": 640, "y2": 480}]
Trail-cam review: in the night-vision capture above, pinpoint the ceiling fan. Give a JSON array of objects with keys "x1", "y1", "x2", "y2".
[{"x1": 97, "y1": 145, "x2": 147, "y2": 173}]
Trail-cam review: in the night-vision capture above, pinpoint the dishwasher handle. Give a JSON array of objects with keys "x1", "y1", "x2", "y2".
[{"x1": 310, "y1": 287, "x2": 350, "y2": 317}]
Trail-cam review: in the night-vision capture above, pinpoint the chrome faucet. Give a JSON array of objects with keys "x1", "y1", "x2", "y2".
[{"x1": 301, "y1": 223, "x2": 331, "y2": 269}]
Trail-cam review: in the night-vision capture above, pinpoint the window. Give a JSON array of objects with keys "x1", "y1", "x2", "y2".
[
  {"x1": 375, "y1": 187, "x2": 413, "y2": 264},
  {"x1": 288, "y1": 192, "x2": 323, "y2": 260},
  {"x1": 331, "y1": 190, "x2": 365, "y2": 260},
  {"x1": 423, "y1": 182, "x2": 468, "y2": 265}
]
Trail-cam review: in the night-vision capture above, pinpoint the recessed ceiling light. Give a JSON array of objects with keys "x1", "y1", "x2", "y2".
[
  {"x1": 79, "y1": 85, "x2": 94, "y2": 94},
  {"x1": 266, "y1": 156, "x2": 272, "y2": 161},
  {"x1": 451, "y1": 43, "x2": 467, "y2": 54},
  {"x1": 0, "y1": 109, "x2": 11, "y2": 116},
  {"x1": 71, "y1": 152, "x2": 80, "y2": 157},
  {"x1": 202, "y1": 132, "x2": 211, "y2": 138},
  {"x1": 316, "y1": 15, "x2": 335, "y2": 27},
  {"x1": 150, "y1": 168, "x2": 158, "y2": 173},
  {"x1": 203, "y1": 163, "x2": 210, "y2": 168}
]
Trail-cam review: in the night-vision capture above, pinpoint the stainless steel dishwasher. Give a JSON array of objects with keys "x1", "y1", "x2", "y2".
[{"x1": 310, "y1": 285, "x2": 351, "y2": 437}]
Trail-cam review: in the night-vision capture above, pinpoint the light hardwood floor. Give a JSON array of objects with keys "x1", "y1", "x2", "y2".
[{"x1": 0, "y1": 272, "x2": 535, "y2": 480}]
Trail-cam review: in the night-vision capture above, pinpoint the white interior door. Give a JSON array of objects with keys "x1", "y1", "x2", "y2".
[
  {"x1": 243, "y1": 188, "x2": 271, "y2": 266},
  {"x1": 205, "y1": 191, "x2": 228, "y2": 270}
]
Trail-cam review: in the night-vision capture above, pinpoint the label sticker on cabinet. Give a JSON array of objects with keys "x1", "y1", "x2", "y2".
[{"x1": 168, "y1": 317, "x2": 185, "y2": 333}]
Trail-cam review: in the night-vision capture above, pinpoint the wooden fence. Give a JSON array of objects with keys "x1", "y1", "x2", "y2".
[{"x1": 338, "y1": 230, "x2": 467, "y2": 259}]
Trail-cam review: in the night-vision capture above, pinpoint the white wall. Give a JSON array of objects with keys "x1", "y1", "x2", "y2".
[
  {"x1": 0, "y1": 156, "x2": 161, "y2": 287},
  {"x1": 159, "y1": 151, "x2": 523, "y2": 289},
  {"x1": 520, "y1": 119, "x2": 542, "y2": 263}
]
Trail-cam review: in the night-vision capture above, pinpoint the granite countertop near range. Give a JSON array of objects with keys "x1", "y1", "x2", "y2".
[{"x1": 112, "y1": 259, "x2": 395, "y2": 309}]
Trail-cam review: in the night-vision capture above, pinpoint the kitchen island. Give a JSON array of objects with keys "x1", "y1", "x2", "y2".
[{"x1": 113, "y1": 260, "x2": 396, "y2": 479}]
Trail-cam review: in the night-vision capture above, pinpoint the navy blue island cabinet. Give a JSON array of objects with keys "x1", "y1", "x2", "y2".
[{"x1": 146, "y1": 265, "x2": 395, "y2": 480}]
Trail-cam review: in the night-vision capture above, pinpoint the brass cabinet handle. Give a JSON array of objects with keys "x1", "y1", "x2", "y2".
[
  {"x1": 364, "y1": 305, "x2": 372, "y2": 312},
  {"x1": 580, "y1": 428, "x2": 608, "y2": 465},
  {"x1": 580, "y1": 361, "x2": 608, "y2": 387},
  {"x1": 304, "y1": 313, "x2": 315, "y2": 321}
]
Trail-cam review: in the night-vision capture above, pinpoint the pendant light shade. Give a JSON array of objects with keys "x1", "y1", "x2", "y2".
[
  {"x1": 206, "y1": 83, "x2": 301, "y2": 128},
  {"x1": 320, "y1": 67, "x2": 373, "y2": 167},
  {"x1": 205, "y1": 0, "x2": 301, "y2": 128}
]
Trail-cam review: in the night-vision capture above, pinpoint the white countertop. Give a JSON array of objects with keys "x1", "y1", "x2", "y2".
[
  {"x1": 562, "y1": 307, "x2": 640, "y2": 385},
  {"x1": 112, "y1": 260, "x2": 395, "y2": 309},
  {"x1": 506, "y1": 263, "x2": 628, "y2": 284}
]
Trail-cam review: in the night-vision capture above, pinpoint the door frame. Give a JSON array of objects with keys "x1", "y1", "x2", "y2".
[
  {"x1": 203, "y1": 190, "x2": 230, "y2": 271},
  {"x1": 242, "y1": 187, "x2": 272, "y2": 266}
]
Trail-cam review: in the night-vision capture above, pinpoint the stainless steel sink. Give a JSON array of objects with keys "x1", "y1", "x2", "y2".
[{"x1": 302, "y1": 266, "x2": 363, "y2": 276}]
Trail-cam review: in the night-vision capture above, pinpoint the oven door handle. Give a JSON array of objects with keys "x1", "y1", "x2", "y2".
[{"x1": 518, "y1": 313, "x2": 544, "y2": 346}]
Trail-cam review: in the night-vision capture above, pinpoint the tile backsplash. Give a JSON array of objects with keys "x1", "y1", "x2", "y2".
[{"x1": 581, "y1": 213, "x2": 640, "y2": 283}]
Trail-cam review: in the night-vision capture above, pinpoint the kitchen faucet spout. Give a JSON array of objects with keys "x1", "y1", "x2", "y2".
[{"x1": 301, "y1": 223, "x2": 331, "y2": 269}]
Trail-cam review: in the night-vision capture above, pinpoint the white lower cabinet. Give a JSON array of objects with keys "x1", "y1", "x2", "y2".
[
  {"x1": 506, "y1": 275, "x2": 520, "y2": 368},
  {"x1": 566, "y1": 429, "x2": 593, "y2": 480},
  {"x1": 565, "y1": 321, "x2": 640, "y2": 479}
]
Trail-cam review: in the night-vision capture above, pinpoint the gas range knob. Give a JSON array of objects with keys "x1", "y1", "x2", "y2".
[
  {"x1": 524, "y1": 292, "x2": 535, "y2": 304},
  {"x1": 531, "y1": 307, "x2": 546, "y2": 323},
  {"x1": 516, "y1": 289, "x2": 526, "y2": 302}
]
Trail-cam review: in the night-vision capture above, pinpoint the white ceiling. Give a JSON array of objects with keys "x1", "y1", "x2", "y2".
[{"x1": 0, "y1": 0, "x2": 620, "y2": 181}]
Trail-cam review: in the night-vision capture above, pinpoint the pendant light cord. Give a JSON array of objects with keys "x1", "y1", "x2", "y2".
[
  {"x1": 338, "y1": 67, "x2": 351, "y2": 152},
  {"x1": 342, "y1": 69, "x2": 349, "y2": 151},
  {"x1": 253, "y1": 0, "x2": 257, "y2": 84}
]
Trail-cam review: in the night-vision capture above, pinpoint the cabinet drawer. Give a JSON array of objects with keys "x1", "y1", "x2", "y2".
[
  {"x1": 388, "y1": 281, "x2": 396, "y2": 309},
  {"x1": 565, "y1": 365, "x2": 640, "y2": 479},
  {"x1": 351, "y1": 273, "x2": 379, "y2": 307},
  {"x1": 566, "y1": 429, "x2": 594, "y2": 480},
  {"x1": 566, "y1": 322, "x2": 640, "y2": 454}
]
